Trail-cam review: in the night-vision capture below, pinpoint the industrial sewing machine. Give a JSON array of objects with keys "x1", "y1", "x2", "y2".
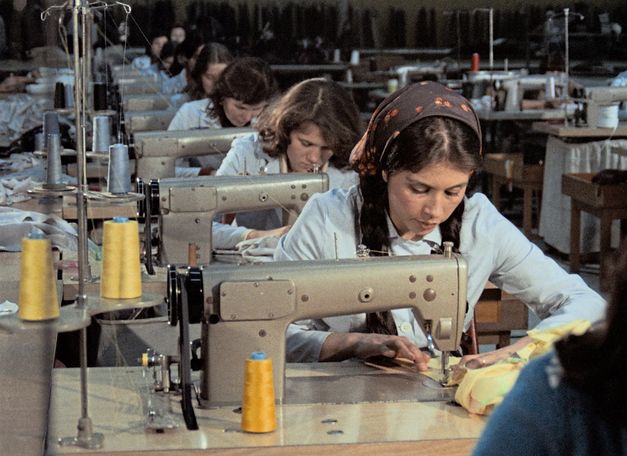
[
  {"x1": 137, "y1": 173, "x2": 329, "y2": 266},
  {"x1": 584, "y1": 86, "x2": 627, "y2": 128},
  {"x1": 392, "y1": 63, "x2": 448, "y2": 87},
  {"x1": 124, "y1": 110, "x2": 177, "y2": 134},
  {"x1": 132, "y1": 128, "x2": 254, "y2": 179},
  {"x1": 123, "y1": 93, "x2": 188, "y2": 112},
  {"x1": 166, "y1": 250, "x2": 467, "y2": 427},
  {"x1": 501, "y1": 73, "x2": 568, "y2": 111},
  {"x1": 462, "y1": 70, "x2": 523, "y2": 100}
]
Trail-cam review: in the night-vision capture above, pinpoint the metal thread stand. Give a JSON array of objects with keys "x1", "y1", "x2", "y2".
[
  {"x1": 473, "y1": 8, "x2": 494, "y2": 70},
  {"x1": 57, "y1": 1, "x2": 103, "y2": 447}
]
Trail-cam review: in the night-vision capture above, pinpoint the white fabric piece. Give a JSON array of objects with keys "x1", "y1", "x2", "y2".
[
  {"x1": 0, "y1": 300, "x2": 18, "y2": 315},
  {"x1": 539, "y1": 135, "x2": 627, "y2": 254},
  {"x1": 0, "y1": 153, "x2": 75, "y2": 205},
  {"x1": 0, "y1": 207, "x2": 79, "y2": 252},
  {"x1": 213, "y1": 235, "x2": 280, "y2": 263},
  {"x1": 0, "y1": 94, "x2": 50, "y2": 145}
]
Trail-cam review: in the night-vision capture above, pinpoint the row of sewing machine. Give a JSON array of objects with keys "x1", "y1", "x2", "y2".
[{"x1": 3, "y1": 49, "x2": 622, "y2": 455}]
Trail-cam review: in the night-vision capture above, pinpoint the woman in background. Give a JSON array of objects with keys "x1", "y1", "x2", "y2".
[
  {"x1": 169, "y1": 56, "x2": 277, "y2": 176},
  {"x1": 185, "y1": 42, "x2": 233, "y2": 101},
  {"x1": 213, "y1": 77, "x2": 362, "y2": 247}
]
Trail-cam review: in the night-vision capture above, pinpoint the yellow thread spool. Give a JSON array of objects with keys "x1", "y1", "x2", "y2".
[
  {"x1": 18, "y1": 233, "x2": 59, "y2": 321},
  {"x1": 241, "y1": 352, "x2": 276, "y2": 433},
  {"x1": 100, "y1": 217, "x2": 142, "y2": 299}
]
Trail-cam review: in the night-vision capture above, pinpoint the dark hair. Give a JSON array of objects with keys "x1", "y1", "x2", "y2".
[
  {"x1": 358, "y1": 116, "x2": 481, "y2": 255},
  {"x1": 256, "y1": 78, "x2": 361, "y2": 170},
  {"x1": 555, "y1": 248, "x2": 627, "y2": 419},
  {"x1": 208, "y1": 57, "x2": 278, "y2": 127},
  {"x1": 158, "y1": 41, "x2": 176, "y2": 74},
  {"x1": 188, "y1": 42, "x2": 233, "y2": 100},
  {"x1": 146, "y1": 33, "x2": 167, "y2": 62}
]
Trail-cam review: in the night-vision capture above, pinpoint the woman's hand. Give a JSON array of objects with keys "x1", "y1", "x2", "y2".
[
  {"x1": 245, "y1": 225, "x2": 291, "y2": 240},
  {"x1": 320, "y1": 332, "x2": 430, "y2": 371},
  {"x1": 459, "y1": 335, "x2": 532, "y2": 369}
]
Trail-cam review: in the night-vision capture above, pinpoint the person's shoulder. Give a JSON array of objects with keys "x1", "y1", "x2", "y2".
[
  {"x1": 325, "y1": 166, "x2": 359, "y2": 190},
  {"x1": 310, "y1": 185, "x2": 358, "y2": 210},
  {"x1": 231, "y1": 132, "x2": 260, "y2": 149},
  {"x1": 181, "y1": 98, "x2": 209, "y2": 111},
  {"x1": 463, "y1": 192, "x2": 508, "y2": 227}
]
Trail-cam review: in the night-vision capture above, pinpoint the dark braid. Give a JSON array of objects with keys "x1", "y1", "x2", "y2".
[{"x1": 359, "y1": 117, "x2": 481, "y2": 334}]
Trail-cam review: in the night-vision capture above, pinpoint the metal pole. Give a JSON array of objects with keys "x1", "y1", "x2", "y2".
[
  {"x1": 489, "y1": 8, "x2": 494, "y2": 70},
  {"x1": 58, "y1": 0, "x2": 104, "y2": 448},
  {"x1": 564, "y1": 8, "x2": 570, "y2": 81}
]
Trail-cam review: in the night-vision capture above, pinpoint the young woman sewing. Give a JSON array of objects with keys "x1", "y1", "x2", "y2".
[
  {"x1": 274, "y1": 81, "x2": 606, "y2": 367},
  {"x1": 213, "y1": 77, "x2": 362, "y2": 248}
]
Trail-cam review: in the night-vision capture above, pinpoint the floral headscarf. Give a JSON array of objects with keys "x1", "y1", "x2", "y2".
[{"x1": 350, "y1": 81, "x2": 482, "y2": 176}]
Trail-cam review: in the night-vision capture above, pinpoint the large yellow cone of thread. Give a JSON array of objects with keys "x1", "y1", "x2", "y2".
[
  {"x1": 100, "y1": 217, "x2": 142, "y2": 299},
  {"x1": 18, "y1": 233, "x2": 59, "y2": 321},
  {"x1": 241, "y1": 352, "x2": 276, "y2": 433}
]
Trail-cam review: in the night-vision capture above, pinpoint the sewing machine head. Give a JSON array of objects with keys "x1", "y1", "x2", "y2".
[
  {"x1": 132, "y1": 128, "x2": 255, "y2": 179},
  {"x1": 500, "y1": 73, "x2": 568, "y2": 111},
  {"x1": 169, "y1": 252, "x2": 468, "y2": 406},
  {"x1": 125, "y1": 110, "x2": 177, "y2": 135},
  {"x1": 123, "y1": 93, "x2": 188, "y2": 112},
  {"x1": 584, "y1": 86, "x2": 627, "y2": 128},
  {"x1": 138, "y1": 173, "x2": 329, "y2": 265}
]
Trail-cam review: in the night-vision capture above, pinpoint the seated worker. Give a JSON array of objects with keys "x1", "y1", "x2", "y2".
[
  {"x1": 274, "y1": 81, "x2": 606, "y2": 366},
  {"x1": 185, "y1": 42, "x2": 233, "y2": 101},
  {"x1": 169, "y1": 56, "x2": 277, "y2": 176},
  {"x1": 473, "y1": 249, "x2": 627, "y2": 456},
  {"x1": 213, "y1": 78, "x2": 362, "y2": 248},
  {"x1": 157, "y1": 40, "x2": 176, "y2": 76},
  {"x1": 161, "y1": 34, "x2": 204, "y2": 94},
  {"x1": 131, "y1": 33, "x2": 168, "y2": 74}
]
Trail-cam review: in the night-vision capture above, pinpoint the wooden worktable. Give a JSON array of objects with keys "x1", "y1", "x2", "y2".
[
  {"x1": 532, "y1": 121, "x2": 627, "y2": 138},
  {"x1": 46, "y1": 365, "x2": 484, "y2": 455},
  {"x1": 476, "y1": 109, "x2": 565, "y2": 121}
]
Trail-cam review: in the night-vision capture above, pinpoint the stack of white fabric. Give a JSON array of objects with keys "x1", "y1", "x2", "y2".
[
  {"x1": 213, "y1": 235, "x2": 280, "y2": 264},
  {"x1": 0, "y1": 94, "x2": 50, "y2": 145}
]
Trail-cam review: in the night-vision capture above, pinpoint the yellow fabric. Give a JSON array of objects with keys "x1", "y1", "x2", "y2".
[
  {"x1": 453, "y1": 320, "x2": 591, "y2": 415},
  {"x1": 455, "y1": 359, "x2": 524, "y2": 414}
]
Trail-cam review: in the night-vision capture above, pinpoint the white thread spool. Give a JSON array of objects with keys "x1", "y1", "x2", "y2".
[
  {"x1": 596, "y1": 103, "x2": 619, "y2": 129},
  {"x1": 92, "y1": 115, "x2": 111, "y2": 153},
  {"x1": 107, "y1": 143, "x2": 131, "y2": 194},
  {"x1": 545, "y1": 77, "x2": 556, "y2": 99},
  {"x1": 350, "y1": 50, "x2": 360, "y2": 65}
]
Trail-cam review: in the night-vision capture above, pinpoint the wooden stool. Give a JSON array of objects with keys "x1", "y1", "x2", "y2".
[
  {"x1": 484, "y1": 153, "x2": 544, "y2": 238},
  {"x1": 562, "y1": 173, "x2": 627, "y2": 291}
]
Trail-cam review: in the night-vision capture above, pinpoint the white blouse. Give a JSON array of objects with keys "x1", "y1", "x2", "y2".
[{"x1": 275, "y1": 186, "x2": 607, "y2": 362}]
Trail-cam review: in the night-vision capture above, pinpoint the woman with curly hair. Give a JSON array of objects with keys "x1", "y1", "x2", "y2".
[{"x1": 213, "y1": 77, "x2": 362, "y2": 247}]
